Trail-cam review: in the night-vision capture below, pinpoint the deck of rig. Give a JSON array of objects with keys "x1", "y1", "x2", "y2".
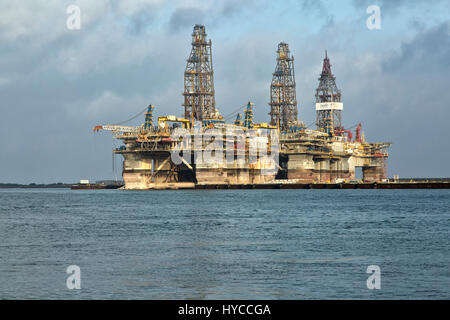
[{"x1": 94, "y1": 25, "x2": 391, "y2": 190}]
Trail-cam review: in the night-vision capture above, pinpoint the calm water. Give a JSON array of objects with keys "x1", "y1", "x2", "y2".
[{"x1": 0, "y1": 188, "x2": 449, "y2": 299}]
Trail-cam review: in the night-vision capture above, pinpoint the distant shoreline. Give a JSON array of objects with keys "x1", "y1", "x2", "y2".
[{"x1": 0, "y1": 183, "x2": 71, "y2": 189}]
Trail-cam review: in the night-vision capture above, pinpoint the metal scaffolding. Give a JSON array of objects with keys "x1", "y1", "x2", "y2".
[
  {"x1": 182, "y1": 24, "x2": 218, "y2": 123},
  {"x1": 269, "y1": 42, "x2": 298, "y2": 132},
  {"x1": 315, "y1": 51, "x2": 342, "y2": 134}
]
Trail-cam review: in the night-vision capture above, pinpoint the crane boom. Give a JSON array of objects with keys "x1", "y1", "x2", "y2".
[{"x1": 93, "y1": 125, "x2": 140, "y2": 133}]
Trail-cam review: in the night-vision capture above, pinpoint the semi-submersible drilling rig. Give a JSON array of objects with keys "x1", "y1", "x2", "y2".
[{"x1": 95, "y1": 25, "x2": 391, "y2": 189}]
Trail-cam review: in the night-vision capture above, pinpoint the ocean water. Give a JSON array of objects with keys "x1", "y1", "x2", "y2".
[{"x1": 0, "y1": 188, "x2": 448, "y2": 299}]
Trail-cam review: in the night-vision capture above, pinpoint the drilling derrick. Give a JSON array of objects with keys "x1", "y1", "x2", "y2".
[
  {"x1": 315, "y1": 51, "x2": 342, "y2": 134},
  {"x1": 269, "y1": 42, "x2": 298, "y2": 131},
  {"x1": 183, "y1": 24, "x2": 218, "y2": 124}
]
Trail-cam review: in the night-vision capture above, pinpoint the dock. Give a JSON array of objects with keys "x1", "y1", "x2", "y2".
[{"x1": 194, "y1": 182, "x2": 450, "y2": 190}]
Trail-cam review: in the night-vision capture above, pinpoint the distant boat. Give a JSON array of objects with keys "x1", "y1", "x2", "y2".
[{"x1": 71, "y1": 180, "x2": 124, "y2": 190}]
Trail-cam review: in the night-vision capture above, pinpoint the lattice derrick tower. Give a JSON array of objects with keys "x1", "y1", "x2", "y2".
[
  {"x1": 269, "y1": 42, "x2": 298, "y2": 131},
  {"x1": 183, "y1": 24, "x2": 216, "y2": 123},
  {"x1": 315, "y1": 51, "x2": 342, "y2": 134}
]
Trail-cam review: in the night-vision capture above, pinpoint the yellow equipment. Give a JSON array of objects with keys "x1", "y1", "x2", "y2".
[{"x1": 158, "y1": 115, "x2": 190, "y2": 131}]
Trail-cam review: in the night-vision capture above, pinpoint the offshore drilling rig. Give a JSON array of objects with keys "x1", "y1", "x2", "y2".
[
  {"x1": 94, "y1": 25, "x2": 391, "y2": 189},
  {"x1": 277, "y1": 49, "x2": 390, "y2": 182}
]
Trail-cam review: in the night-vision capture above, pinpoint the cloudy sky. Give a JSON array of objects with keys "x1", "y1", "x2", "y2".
[{"x1": 0, "y1": 0, "x2": 449, "y2": 183}]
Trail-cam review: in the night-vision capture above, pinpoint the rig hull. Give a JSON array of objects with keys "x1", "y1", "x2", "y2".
[{"x1": 114, "y1": 128, "x2": 389, "y2": 190}]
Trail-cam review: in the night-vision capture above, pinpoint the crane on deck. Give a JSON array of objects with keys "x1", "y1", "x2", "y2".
[{"x1": 93, "y1": 104, "x2": 156, "y2": 134}]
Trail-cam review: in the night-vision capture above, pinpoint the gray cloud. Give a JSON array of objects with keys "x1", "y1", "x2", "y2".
[
  {"x1": 168, "y1": 0, "x2": 260, "y2": 32},
  {"x1": 0, "y1": 1, "x2": 449, "y2": 183},
  {"x1": 352, "y1": 0, "x2": 449, "y2": 15},
  {"x1": 126, "y1": 8, "x2": 158, "y2": 34},
  {"x1": 383, "y1": 22, "x2": 450, "y2": 73},
  {"x1": 339, "y1": 21, "x2": 450, "y2": 177},
  {"x1": 299, "y1": 0, "x2": 327, "y2": 16},
  {"x1": 169, "y1": 7, "x2": 207, "y2": 31}
]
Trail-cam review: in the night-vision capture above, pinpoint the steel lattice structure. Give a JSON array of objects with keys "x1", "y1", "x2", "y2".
[
  {"x1": 315, "y1": 51, "x2": 342, "y2": 134},
  {"x1": 182, "y1": 25, "x2": 217, "y2": 123},
  {"x1": 269, "y1": 42, "x2": 298, "y2": 131}
]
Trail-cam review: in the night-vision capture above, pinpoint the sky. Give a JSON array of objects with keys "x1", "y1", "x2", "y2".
[{"x1": 0, "y1": 0, "x2": 449, "y2": 183}]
